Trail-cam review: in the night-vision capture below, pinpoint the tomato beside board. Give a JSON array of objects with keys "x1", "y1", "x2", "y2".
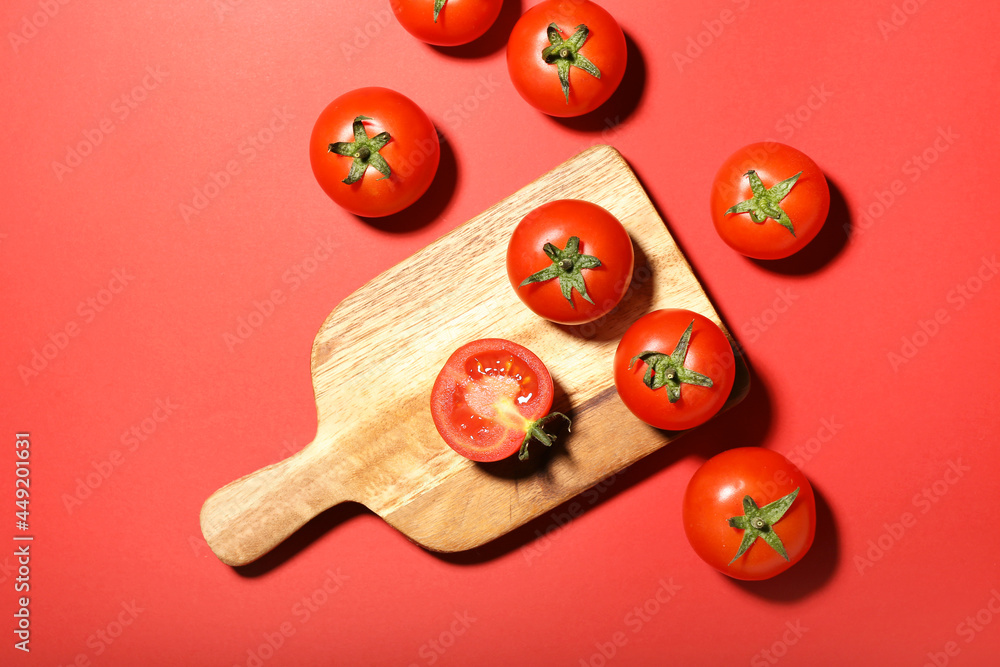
[
  {"x1": 309, "y1": 87, "x2": 439, "y2": 218},
  {"x1": 430, "y1": 339, "x2": 568, "y2": 462},
  {"x1": 711, "y1": 142, "x2": 830, "y2": 259},
  {"x1": 614, "y1": 309, "x2": 735, "y2": 431},
  {"x1": 506, "y1": 0, "x2": 626, "y2": 117},
  {"x1": 390, "y1": 0, "x2": 503, "y2": 46},
  {"x1": 506, "y1": 199, "x2": 633, "y2": 325},
  {"x1": 683, "y1": 448, "x2": 816, "y2": 580}
]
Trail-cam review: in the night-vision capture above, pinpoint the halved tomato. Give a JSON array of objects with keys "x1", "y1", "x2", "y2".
[{"x1": 430, "y1": 338, "x2": 568, "y2": 462}]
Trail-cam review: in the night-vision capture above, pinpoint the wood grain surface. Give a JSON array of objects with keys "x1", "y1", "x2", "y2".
[{"x1": 200, "y1": 145, "x2": 749, "y2": 566}]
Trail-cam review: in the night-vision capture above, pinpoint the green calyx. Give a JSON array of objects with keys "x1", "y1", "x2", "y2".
[
  {"x1": 725, "y1": 170, "x2": 803, "y2": 236},
  {"x1": 541, "y1": 23, "x2": 601, "y2": 104},
  {"x1": 519, "y1": 412, "x2": 571, "y2": 461},
  {"x1": 519, "y1": 236, "x2": 602, "y2": 309},
  {"x1": 628, "y1": 320, "x2": 714, "y2": 403},
  {"x1": 433, "y1": 0, "x2": 446, "y2": 22},
  {"x1": 328, "y1": 116, "x2": 392, "y2": 185},
  {"x1": 726, "y1": 487, "x2": 800, "y2": 564}
]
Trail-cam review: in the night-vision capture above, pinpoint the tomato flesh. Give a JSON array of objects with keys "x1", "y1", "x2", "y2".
[{"x1": 431, "y1": 339, "x2": 553, "y2": 462}]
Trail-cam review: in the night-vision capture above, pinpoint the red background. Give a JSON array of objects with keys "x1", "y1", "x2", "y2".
[{"x1": 3, "y1": 0, "x2": 999, "y2": 665}]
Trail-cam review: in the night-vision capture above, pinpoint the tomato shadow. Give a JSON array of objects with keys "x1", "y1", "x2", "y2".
[
  {"x1": 355, "y1": 128, "x2": 458, "y2": 234},
  {"x1": 230, "y1": 501, "x2": 370, "y2": 578},
  {"x1": 748, "y1": 176, "x2": 852, "y2": 275},
  {"x1": 547, "y1": 31, "x2": 647, "y2": 134},
  {"x1": 428, "y1": 0, "x2": 523, "y2": 59},
  {"x1": 473, "y1": 374, "x2": 576, "y2": 480},
  {"x1": 555, "y1": 239, "x2": 655, "y2": 342},
  {"x1": 724, "y1": 484, "x2": 840, "y2": 601}
]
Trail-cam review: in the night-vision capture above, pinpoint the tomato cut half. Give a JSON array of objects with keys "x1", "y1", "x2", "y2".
[{"x1": 431, "y1": 339, "x2": 559, "y2": 462}]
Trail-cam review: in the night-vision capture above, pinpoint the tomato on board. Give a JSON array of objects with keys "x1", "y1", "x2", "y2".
[
  {"x1": 507, "y1": 199, "x2": 633, "y2": 325},
  {"x1": 506, "y1": 0, "x2": 626, "y2": 117},
  {"x1": 710, "y1": 142, "x2": 830, "y2": 260},
  {"x1": 430, "y1": 339, "x2": 569, "y2": 462},
  {"x1": 309, "y1": 87, "x2": 439, "y2": 218},
  {"x1": 683, "y1": 448, "x2": 816, "y2": 580},
  {"x1": 390, "y1": 0, "x2": 503, "y2": 46},
  {"x1": 613, "y1": 309, "x2": 735, "y2": 430}
]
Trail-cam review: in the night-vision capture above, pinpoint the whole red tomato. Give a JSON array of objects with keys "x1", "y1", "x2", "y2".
[
  {"x1": 506, "y1": 0, "x2": 626, "y2": 117},
  {"x1": 683, "y1": 448, "x2": 816, "y2": 580},
  {"x1": 309, "y1": 87, "x2": 439, "y2": 218},
  {"x1": 710, "y1": 142, "x2": 830, "y2": 259},
  {"x1": 614, "y1": 309, "x2": 735, "y2": 430},
  {"x1": 506, "y1": 199, "x2": 633, "y2": 325},
  {"x1": 390, "y1": 0, "x2": 503, "y2": 46},
  {"x1": 430, "y1": 338, "x2": 568, "y2": 462}
]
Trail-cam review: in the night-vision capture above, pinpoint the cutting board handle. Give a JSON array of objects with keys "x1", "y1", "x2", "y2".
[{"x1": 199, "y1": 435, "x2": 352, "y2": 567}]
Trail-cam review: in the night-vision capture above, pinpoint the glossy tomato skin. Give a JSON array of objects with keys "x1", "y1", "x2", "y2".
[
  {"x1": 683, "y1": 448, "x2": 816, "y2": 580},
  {"x1": 390, "y1": 0, "x2": 503, "y2": 46},
  {"x1": 506, "y1": 0, "x2": 626, "y2": 117},
  {"x1": 614, "y1": 309, "x2": 735, "y2": 430},
  {"x1": 710, "y1": 142, "x2": 830, "y2": 259},
  {"x1": 309, "y1": 87, "x2": 439, "y2": 218},
  {"x1": 430, "y1": 338, "x2": 554, "y2": 462},
  {"x1": 507, "y1": 199, "x2": 633, "y2": 325}
]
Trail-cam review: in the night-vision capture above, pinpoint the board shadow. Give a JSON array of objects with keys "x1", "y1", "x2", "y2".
[{"x1": 433, "y1": 363, "x2": 773, "y2": 566}]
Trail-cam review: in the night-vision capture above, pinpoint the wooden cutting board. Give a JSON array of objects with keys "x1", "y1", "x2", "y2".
[{"x1": 200, "y1": 145, "x2": 749, "y2": 566}]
